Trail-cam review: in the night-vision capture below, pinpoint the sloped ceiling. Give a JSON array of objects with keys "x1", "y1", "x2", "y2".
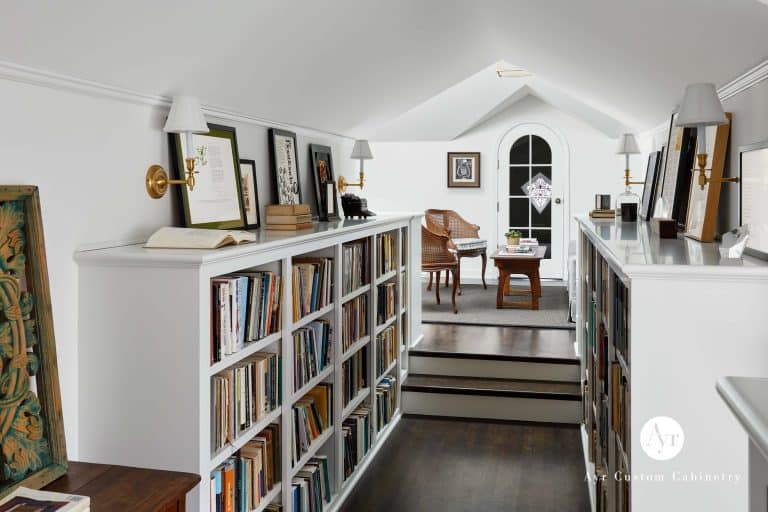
[{"x1": 1, "y1": 1, "x2": 767, "y2": 138}]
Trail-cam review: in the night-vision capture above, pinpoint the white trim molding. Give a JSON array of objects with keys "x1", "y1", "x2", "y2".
[
  {"x1": 718, "y1": 58, "x2": 768, "y2": 101},
  {"x1": 0, "y1": 59, "x2": 354, "y2": 140}
]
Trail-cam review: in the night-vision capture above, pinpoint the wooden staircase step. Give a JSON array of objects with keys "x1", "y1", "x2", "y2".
[{"x1": 402, "y1": 374, "x2": 581, "y2": 401}]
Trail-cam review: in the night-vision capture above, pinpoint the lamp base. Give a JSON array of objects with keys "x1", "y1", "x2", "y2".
[{"x1": 146, "y1": 165, "x2": 169, "y2": 199}]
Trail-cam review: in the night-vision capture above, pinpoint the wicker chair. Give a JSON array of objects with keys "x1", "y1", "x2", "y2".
[
  {"x1": 425, "y1": 209, "x2": 487, "y2": 294},
  {"x1": 421, "y1": 225, "x2": 458, "y2": 313}
]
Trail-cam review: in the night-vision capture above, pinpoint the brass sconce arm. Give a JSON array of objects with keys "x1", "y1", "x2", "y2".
[
  {"x1": 692, "y1": 153, "x2": 739, "y2": 190},
  {"x1": 623, "y1": 169, "x2": 644, "y2": 188},
  {"x1": 146, "y1": 158, "x2": 198, "y2": 199},
  {"x1": 337, "y1": 171, "x2": 365, "y2": 195}
]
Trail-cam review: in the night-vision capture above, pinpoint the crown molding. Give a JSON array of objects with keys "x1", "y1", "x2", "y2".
[
  {"x1": 0, "y1": 59, "x2": 353, "y2": 140},
  {"x1": 718, "y1": 58, "x2": 768, "y2": 101}
]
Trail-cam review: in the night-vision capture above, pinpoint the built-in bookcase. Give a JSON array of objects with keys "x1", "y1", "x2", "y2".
[{"x1": 77, "y1": 215, "x2": 422, "y2": 512}]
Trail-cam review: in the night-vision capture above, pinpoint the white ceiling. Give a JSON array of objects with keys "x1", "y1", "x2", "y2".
[{"x1": 1, "y1": 1, "x2": 767, "y2": 138}]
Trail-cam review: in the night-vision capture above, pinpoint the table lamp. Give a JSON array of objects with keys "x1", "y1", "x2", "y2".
[
  {"x1": 146, "y1": 95, "x2": 209, "y2": 199},
  {"x1": 338, "y1": 139, "x2": 373, "y2": 194},
  {"x1": 616, "y1": 133, "x2": 642, "y2": 220}
]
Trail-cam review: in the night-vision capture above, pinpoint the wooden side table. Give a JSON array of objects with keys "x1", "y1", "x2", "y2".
[
  {"x1": 43, "y1": 461, "x2": 199, "y2": 511},
  {"x1": 492, "y1": 246, "x2": 546, "y2": 310}
]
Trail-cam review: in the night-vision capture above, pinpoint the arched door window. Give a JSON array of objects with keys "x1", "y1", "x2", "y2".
[{"x1": 507, "y1": 135, "x2": 553, "y2": 249}]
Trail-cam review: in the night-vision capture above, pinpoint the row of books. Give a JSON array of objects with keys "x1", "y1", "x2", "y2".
[
  {"x1": 376, "y1": 376, "x2": 397, "y2": 431},
  {"x1": 613, "y1": 274, "x2": 629, "y2": 365},
  {"x1": 291, "y1": 383, "x2": 332, "y2": 466},
  {"x1": 342, "y1": 347, "x2": 368, "y2": 406},
  {"x1": 292, "y1": 258, "x2": 333, "y2": 321},
  {"x1": 212, "y1": 352, "x2": 281, "y2": 451},
  {"x1": 293, "y1": 320, "x2": 332, "y2": 392},
  {"x1": 342, "y1": 295, "x2": 368, "y2": 351},
  {"x1": 210, "y1": 424, "x2": 281, "y2": 512},
  {"x1": 611, "y1": 362, "x2": 630, "y2": 452},
  {"x1": 376, "y1": 326, "x2": 397, "y2": 377},
  {"x1": 376, "y1": 282, "x2": 396, "y2": 324},
  {"x1": 343, "y1": 406, "x2": 371, "y2": 480},
  {"x1": 342, "y1": 240, "x2": 369, "y2": 294},
  {"x1": 376, "y1": 232, "x2": 397, "y2": 276},
  {"x1": 292, "y1": 456, "x2": 331, "y2": 512},
  {"x1": 212, "y1": 272, "x2": 282, "y2": 364}
]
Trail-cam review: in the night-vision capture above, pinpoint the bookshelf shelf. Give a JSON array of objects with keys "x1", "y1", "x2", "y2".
[
  {"x1": 342, "y1": 387, "x2": 371, "y2": 420},
  {"x1": 341, "y1": 284, "x2": 370, "y2": 304},
  {"x1": 341, "y1": 336, "x2": 370, "y2": 363},
  {"x1": 209, "y1": 406, "x2": 282, "y2": 470},
  {"x1": 208, "y1": 331, "x2": 282, "y2": 376},
  {"x1": 376, "y1": 360, "x2": 397, "y2": 384},
  {"x1": 252, "y1": 483, "x2": 282, "y2": 512},
  {"x1": 77, "y1": 214, "x2": 423, "y2": 512}
]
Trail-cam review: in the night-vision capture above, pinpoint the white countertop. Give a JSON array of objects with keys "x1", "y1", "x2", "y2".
[{"x1": 717, "y1": 377, "x2": 768, "y2": 460}]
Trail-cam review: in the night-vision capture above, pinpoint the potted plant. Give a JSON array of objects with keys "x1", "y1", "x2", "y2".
[{"x1": 505, "y1": 229, "x2": 522, "y2": 246}]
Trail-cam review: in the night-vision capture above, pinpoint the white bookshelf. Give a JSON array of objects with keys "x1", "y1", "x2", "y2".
[{"x1": 76, "y1": 214, "x2": 423, "y2": 512}]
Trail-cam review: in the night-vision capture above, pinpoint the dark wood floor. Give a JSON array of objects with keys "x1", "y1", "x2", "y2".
[
  {"x1": 417, "y1": 323, "x2": 577, "y2": 361},
  {"x1": 339, "y1": 416, "x2": 590, "y2": 512}
]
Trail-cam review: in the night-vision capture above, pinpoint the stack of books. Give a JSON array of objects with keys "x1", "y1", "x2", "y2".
[
  {"x1": 0, "y1": 488, "x2": 90, "y2": 511},
  {"x1": 292, "y1": 383, "x2": 332, "y2": 464},
  {"x1": 293, "y1": 320, "x2": 332, "y2": 391},
  {"x1": 589, "y1": 208, "x2": 616, "y2": 219},
  {"x1": 376, "y1": 376, "x2": 397, "y2": 431},
  {"x1": 266, "y1": 204, "x2": 314, "y2": 231},
  {"x1": 342, "y1": 295, "x2": 368, "y2": 351},
  {"x1": 342, "y1": 347, "x2": 368, "y2": 405},
  {"x1": 376, "y1": 326, "x2": 397, "y2": 377},
  {"x1": 292, "y1": 257, "x2": 333, "y2": 321},
  {"x1": 343, "y1": 406, "x2": 371, "y2": 479},
  {"x1": 291, "y1": 456, "x2": 331, "y2": 512}
]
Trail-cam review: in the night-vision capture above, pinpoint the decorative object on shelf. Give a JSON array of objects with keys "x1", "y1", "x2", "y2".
[
  {"x1": 446, "y1": 152, "x2": 480, "y2": 188},
  {"x1": 719, "y1": 226, "x2": 750, "y2": 259},
  {"x1": 650, "y1": 218, "x2": 677, "y2": 239},
  {"x1": 739, "y1": 140, "x2": 768, "y2": 260},
  {"x1": 146, "y1": 96, "x2": 210, "y2": 200},
  {"x1": 265, "y1": 203, "x2": 314, "y2": 231},
  {"x1": 338, "y1": 140, "x2": 373, "y2": 194},
  {"x1": 505, "y1": 229, "x2": 522, "y2": 246},
  {"x1": 594, "y1": 194, "x2": 611, "y2": 210},
  {"x1": 0, "y1": 186, "x2": 67, "y2": 498},
  {"x1": 309, "y1": 144, "x2": 340, "y2": 221},
  {"x1": 619, "y1": 202, "x2": 638, "y2": 222},
  {"x1": 340, "y1": 194, "x2": 375, "y2": 218},
  {"x1": 268, "y1": 128, "x2": 302, "y2": 205},
  {"x1": 683, "y1": 112, "x2": 732, "y2": 242},
  {"x1": 659, "y1": 112, "x2": 697, "y2": 227},
  {"x1": 640, "y1": 151, "x2": 662, "y2": 221},
  {"x1": 238, "y1": 159, "x2": 261, "y2": 230},
  {"x1": 168, "y1": 123, "x2": 245, "y2": 229}
]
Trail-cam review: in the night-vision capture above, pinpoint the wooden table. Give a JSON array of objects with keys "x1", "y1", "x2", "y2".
[
  {"x1": 43, "y1": 461, "x2": 200, "y2": 511},
  {"x1": 492, "y1": 246, "x2": 546, "y2": 310}
]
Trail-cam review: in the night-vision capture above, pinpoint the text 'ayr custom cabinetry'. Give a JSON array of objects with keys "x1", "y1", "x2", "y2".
[{"x1": 76, "y1": 215, "x2": 423, "y2": 512}]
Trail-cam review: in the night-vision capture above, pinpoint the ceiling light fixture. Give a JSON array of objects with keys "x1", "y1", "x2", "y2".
[{"x1": 495, "y1": 62, "x2": 532, "y2": 78}]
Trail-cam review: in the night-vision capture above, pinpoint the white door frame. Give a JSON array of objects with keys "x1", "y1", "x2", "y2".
[{"x1": 495, "y1": 122, "x2": 570, "y2": 280}]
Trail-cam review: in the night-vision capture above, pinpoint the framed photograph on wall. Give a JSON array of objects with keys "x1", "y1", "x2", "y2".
[
  {"x1": 640, "y1": 150, "x2": 661, "y2": 221},
  {"x1": 309, "y1": 144, "x2": 340, "y2": 221},
  {"x1": 238, "y1": 159, "x2": 261, "y2": 230},
  {"x1": 169, "y1": 123, "x2": 245, "y2": 229},
  {"x1": 739, "y1": 139, "x2": 768, "y2": 260},
  {"x1": 268, "y1": 128, "x2": 302, "y2": 205},
  {"x1": 447, "y1": 152, "x2": 480, "y2": 188}
]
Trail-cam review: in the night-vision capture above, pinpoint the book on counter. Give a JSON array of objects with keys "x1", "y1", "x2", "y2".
[
  {"x1": 145, "y1": 227, "x2": 256, "y2": 249},
  {"x1": 589, "y1": 208, "x2": 616, "y2": 218},
  {"x1": 0, "y1": 487, "x2": 90, "y2": 511},
  {"x1": 265, "y1": 204, "x2": 315, "y2": 231}
]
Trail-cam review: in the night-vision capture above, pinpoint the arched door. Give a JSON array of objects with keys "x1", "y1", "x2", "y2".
[{"x1": 497, "y1": 125, "x2": 567, "y2": 279}]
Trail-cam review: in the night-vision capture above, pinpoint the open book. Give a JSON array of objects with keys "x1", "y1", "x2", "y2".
[
  {"x1": 145, "y1": 227, "x2": 257, "y2": 249},
  {"x1": 0, "y1": 487, "x2": 90, "y2": 511}
]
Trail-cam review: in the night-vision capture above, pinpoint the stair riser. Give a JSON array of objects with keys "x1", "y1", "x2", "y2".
[
  {"x1": 403, "y1": 391, "x2": 582, "y2": 423},
  {"x1": 410, "y1": 355, "x2": 579, "y2": 382}
]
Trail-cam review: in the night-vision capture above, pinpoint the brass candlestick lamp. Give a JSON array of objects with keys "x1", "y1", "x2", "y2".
[
  {"x1": 675, "y1": 83, "x2": 738, "y2": 190},
  {"x1": 615, "y1": 133, "x2": 642, "y2": 220},
  {"x1": 146, "y1": 95, "x2": 209, "y2": 199},
  {"x1": 338, "y1": 139, "x2": 373, "y2": 194}
]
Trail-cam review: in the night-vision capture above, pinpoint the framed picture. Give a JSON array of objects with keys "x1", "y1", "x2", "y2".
[
  {"x1": 169, "y1": 123, "x2": 245, "y2": 229},
  {"x1": 739, "y1": 139, "x2": 768, "y2": 259},
  {"x1": 309, "y1": 144, "x2": 340, "y2": 221},
  {"x1": 658, "y1": 112, "x2": 697, "y2": 228},
  {"x1": 238, "y1": 159, "x2": 261, "y2": 230},
  {"x1": 640, "y1": 151, "x2": 661, "y2": 221},
  {"x1": 0, "y1": 186, "x2": 68, "y2": 498},
  {"x1": 447, "y1": 152, "x2": 480, "y2": 188},
  {"x1": 268, "y1": 128, "x2": 302, "y2": 205},
  {"x1": 684, "y1": 112, "x2": 731, "y2": 242}
]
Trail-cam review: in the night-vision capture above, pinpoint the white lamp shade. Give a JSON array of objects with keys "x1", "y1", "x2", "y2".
[
  {"x1": 616, "y1": 133, "x2": 640, "y2": 155},
  {"x1": 350, "y1": 139, "x2": 373, "y2": 160},
  {"x1": 163, "y1": 95, "x2": 209, "y2": 134},
  {"x1": 675, "y1": 83, "x2": 726, "y2": 127}
]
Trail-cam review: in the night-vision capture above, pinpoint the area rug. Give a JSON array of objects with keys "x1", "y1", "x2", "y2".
[{"x1": 421, "y1": 282, "x2": 575, "y2": 330}]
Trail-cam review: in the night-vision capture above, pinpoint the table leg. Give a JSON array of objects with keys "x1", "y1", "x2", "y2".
[
  {"x1": 531, "y1": 269, "x2": 541, "y2": 310},
  {"x1": 496, "y1": 268, "x2": 508, "y2": 308},
  {"x1": 481, "y1": 251, "x2": 487, "y2": 289}
]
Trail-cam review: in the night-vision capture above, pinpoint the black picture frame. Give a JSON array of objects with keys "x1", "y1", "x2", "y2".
[
  {"x1": 169, "y1": 123, "x2": 245, "y2": 229},
  {"x1": 659, "y1": 112, "x2": 697, "y2": 228},
  {"x1": 640, "y1": 151, "x2": 661, "y2": 221},
  {"x1": 238, "y1": 159, "x2": 261, "y2": 230},
  {"x1": 268, "y1": 128, "x2": 302, "y2": 205},
  {"x1": 309, "y1": 144, "x2": 340, "y2": 221},
  {"x1": 739, "y1": 139, "x2": 768, "y2": 260}
]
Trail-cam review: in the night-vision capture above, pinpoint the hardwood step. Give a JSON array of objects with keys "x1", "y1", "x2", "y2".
[
  {"x1": 402, "y1": 374, "x2": 581, "y2": 401},
  {"x1": 409, "y1": 351, "x2": 580, "y2": 382}
]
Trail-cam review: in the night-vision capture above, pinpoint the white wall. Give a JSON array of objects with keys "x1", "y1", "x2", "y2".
[
  {"x1": 349, "y1": 95, "x2": 627, "y2": 281},
  {"x1": 0, "y1": 76, "x2": 354, "y2": 459}
]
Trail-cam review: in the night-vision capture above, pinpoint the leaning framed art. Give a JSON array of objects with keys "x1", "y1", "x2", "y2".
[
  {"x1": 238, "y1": 159, "x2": 261, "y2": 230},
  {"x1": 309, "y1": 144, "x2": 340, "y2": 221},
  {"x1": 739, "y1": 139, "x2": 768, "y2": 259},
  {"x1": 268, "y1": 128, "x2": 302, "y2": 205},
  {"x1": 447, "y1": 152, "x2": 481, "y2": 188},
  {"x1": 658, "y1": 112, "x2": 697, "y2": 227},
  {"x1": 640, "y1": 150, "x2": 661, "y2": 221}
]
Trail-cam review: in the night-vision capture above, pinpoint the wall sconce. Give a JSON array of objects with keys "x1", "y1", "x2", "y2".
[
  {"x1": 338, "y1": 139, "x2": 373, "y2": 194},
  {"x1": 616, "y1": 133, "x2": 643, "y2": 188},
  {"x1": 146, "y1": 96, "x2": 209, "y2": 199},
  {"x1": 675, "y1": 83, "x2": 737, "y2": 190}
]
